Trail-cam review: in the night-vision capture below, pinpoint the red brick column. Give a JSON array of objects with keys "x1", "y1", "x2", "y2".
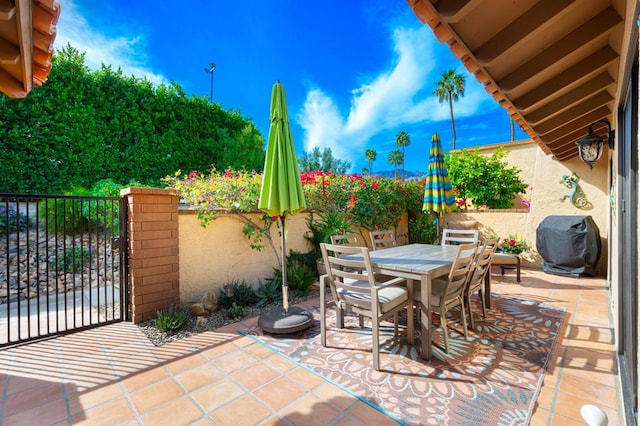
[{"x1": 121, "y1": 187, "x2": 179, "y2": 323}]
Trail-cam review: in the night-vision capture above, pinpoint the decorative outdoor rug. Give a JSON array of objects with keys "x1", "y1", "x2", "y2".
[{"x1": 240, "y1": 295, "x2": 565, "y2": 425}]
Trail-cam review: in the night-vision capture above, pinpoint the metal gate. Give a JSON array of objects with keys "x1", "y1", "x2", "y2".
[{"x1": 0, "y1": 194, "x2": 128, "y2": 347}]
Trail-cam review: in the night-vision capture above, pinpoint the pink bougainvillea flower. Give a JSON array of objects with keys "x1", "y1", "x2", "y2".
[
  {"x1": 371, "y1": 182, "x2": 379, "y2": 189},
  {"x1": 188, "y1": 170, "x2": 198, "y2": 178}
]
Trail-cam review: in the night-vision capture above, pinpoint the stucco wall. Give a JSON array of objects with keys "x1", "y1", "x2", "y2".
[
  {"x1": 178, "y1": 210, "x2": 408, "y2": 303},
  {"x1": 444, "y1": 141, "x2": 609, "y2": 275}
]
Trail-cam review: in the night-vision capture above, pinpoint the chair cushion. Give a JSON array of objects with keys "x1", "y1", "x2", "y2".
[
  {"x1": 430, "y1": 277, "x2": 448, "y2": 307},
  {"x1": 492, "y1": 253, "x2": 519, "y2": 265},
  {"x1": 338, "y1": 285, "x2": 408, "y2": 314}
]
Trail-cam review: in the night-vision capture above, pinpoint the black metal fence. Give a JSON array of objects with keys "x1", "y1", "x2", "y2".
[{"x1": 0, "y1": 194, "x2": 127, "y2": 347}]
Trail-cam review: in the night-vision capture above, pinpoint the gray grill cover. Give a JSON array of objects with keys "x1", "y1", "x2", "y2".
[{"x1": 536, "y1": 215, "x2": 601, "y2": 278}]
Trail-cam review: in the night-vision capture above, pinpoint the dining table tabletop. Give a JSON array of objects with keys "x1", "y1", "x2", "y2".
[{"x1": 364, "y1": 243, "x2": 462, "y2": 360}]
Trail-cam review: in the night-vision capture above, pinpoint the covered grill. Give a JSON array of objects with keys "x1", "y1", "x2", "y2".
[{"x1": 536, "y1": 216, "x2": 601, "y2": 278}]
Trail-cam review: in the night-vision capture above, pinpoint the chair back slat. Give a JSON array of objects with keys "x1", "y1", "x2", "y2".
[
  {"x1": 369, "y1": 230, "x2": 397, "y2": 250},
  {"x1": 442, "y1": 242, "x2": 478, "y2": 300},
  {"x1": 441, "y1": 229, "x2": 479, "y2": 245},
  {"x1": 330, "y1": 233, "x2": 362, "y2": 247}
]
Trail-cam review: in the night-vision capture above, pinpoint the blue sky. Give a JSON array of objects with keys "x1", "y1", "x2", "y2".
[{"x1": 55, "y1": 1, "x2": 528, "y2": 174}]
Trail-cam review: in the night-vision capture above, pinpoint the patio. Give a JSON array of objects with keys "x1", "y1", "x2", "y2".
[{"x1": 0, "y1": 267, "x2": 619, "y2": 425}]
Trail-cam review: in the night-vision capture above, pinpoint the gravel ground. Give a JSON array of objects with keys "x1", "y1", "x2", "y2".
[{"x1": 138, "y1": 289, "x2": 320, "y2": 346}]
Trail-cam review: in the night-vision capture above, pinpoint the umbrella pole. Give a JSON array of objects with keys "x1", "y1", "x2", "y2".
[{"x1": 281, "y1": 215, "x2": 289, "y2": 314}]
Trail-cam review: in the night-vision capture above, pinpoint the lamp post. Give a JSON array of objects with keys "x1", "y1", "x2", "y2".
[{"x1": 204, "y1": 62, "x2": 216, "y2": 103}]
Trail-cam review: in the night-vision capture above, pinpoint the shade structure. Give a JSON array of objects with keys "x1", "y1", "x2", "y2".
[
  {"x1": 257, "y1": 81, "x2": 312, "y2": 334},
  {"x1": 422, "y1": 132, "x2": 455, "y2": 237}
]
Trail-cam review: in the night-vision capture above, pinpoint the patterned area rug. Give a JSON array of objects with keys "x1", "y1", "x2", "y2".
[{"x1": 240, "y1": 295, "x2": 565, "y2": 425}]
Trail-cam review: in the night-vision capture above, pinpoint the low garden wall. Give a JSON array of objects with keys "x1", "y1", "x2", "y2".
[{"x1": 178, "y1": 209, "x2": 408, "y2": 304}]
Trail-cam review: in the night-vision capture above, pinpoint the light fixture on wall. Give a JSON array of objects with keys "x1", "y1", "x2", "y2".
[{"x1": 575, "y1": 119, "x2": 614, "y2": 169}]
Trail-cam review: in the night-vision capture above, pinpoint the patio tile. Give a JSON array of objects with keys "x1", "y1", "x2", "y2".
[
  {"x1": 121, "y1": 365, "x2": 171, "y2": 393},
  {"x1": 253, "y1": 376, "x2": 307, "y2": 411},
  {"x1": 347, "y1": 401, "x2": 399, "y2": 425},
  {"x1": 2, "y1": 397, "x2": 68, "y2": 426},
  {"x1": 287, "y1": 366, "x2": 325, "y2": 389},
  {"x1": 209, "y1": 394, "x2": 272, "y2": 425},
  {"x1": 557, "y1": 373, "x2": 618, "y2": 406},
  {"x1": 190, "y1": 377, "x2": 245, "y2": 413},
  {"x1": 280, "y1": 393, "x2": 342, "y2": 425},
  {"x1": 175, "y1": 362, "x2": 225, "y2": 391},
  {"x1": 71, "y1": 397, "x2": 135, "y2": 425},
  {"x1": 214, "y1": 348, "x2": 260, "y2": 374},
  {"x1": 129, "y1": 377, "x2": 185, "y2": 413},
  {"x1": 163, "y1": 351, "x2": 208, "y2": 374},
  {"x1": 232, "y1": 362, "x2": 280, "y2": 390},
  {"x1": 2, "y1": 381, "x2": 64, "y2": 416},
  {"x1": 139, "y1": 395, "x2": 203, "y2": 425},
  {"x1": 67, "y1": 382, "x2": 124, "y2": 415}
]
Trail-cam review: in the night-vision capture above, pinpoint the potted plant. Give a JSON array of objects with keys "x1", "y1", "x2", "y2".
[{"x1": 497, "y1": 235, "x2": 530, "y2": 255}]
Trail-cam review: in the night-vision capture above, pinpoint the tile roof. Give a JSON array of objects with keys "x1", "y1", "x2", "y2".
[{"x1": 0, "y1": 0, "x2": 60, "y2": 98}]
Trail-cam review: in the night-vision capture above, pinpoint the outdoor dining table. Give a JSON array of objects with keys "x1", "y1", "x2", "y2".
[{"x1": 363, "y1": 243, "x2": 461, "y2": 361}]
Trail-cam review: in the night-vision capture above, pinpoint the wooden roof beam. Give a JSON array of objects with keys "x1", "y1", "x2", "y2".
[
  {"x1": 0, "y1": 0, "x2": 15, "y2": 20},
  {"x1": 533, "y1": 91, "x2": 614, "y2": 134},
  {"x1": 538, "y1": 106, "x2": 611, "y2": 142},
  {"x1": 512, "y1": 46, "x2": 618, "y2": 110},
  {"x1": 524, "y1": 72, "x2": 614, "y2": 124},
  {"x1": 434, "y1": 0, "x2": 480, "y2": 23},
  {"x1": 474, "y1": 0, "x2": 576, "y2": 65},
  {"x1": 499, "y1": 6, "x2": 622, "y2": 91}
]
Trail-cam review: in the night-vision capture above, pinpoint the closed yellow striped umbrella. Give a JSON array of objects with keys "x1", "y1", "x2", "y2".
[{"x1": 422, "y1": 132, "x2": 455, "y2": 235}]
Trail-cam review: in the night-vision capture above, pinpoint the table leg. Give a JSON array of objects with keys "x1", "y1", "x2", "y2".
[{"x1": 419, "y1": 275, "x2": 431, "y2": 360}]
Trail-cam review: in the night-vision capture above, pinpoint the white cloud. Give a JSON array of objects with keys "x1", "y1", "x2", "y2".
[
  {"x1": 297, "y1": 23, "x2": 497, "y2": 167},
  {"x1": 55, "y1": 1, "x2": 168, "y2": 85}
]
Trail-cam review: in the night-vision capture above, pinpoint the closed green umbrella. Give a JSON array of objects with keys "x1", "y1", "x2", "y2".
[
  {"x1": 422, "y1": 132, "x2": 455, "y2": 238},
  {"x1": 257, "y1": 82, "x2": 311, "y2": 333}
]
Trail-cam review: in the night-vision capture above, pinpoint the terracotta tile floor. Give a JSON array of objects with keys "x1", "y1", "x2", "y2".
[{"x1": 0, "y1": 268, "x2": 622, "y2": 425}]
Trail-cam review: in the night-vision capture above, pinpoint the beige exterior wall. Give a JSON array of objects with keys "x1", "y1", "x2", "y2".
[
  {"x1": 444, "y1": 141, "x2": 609, "y2": 275},
  {"x1": 178, "y1": 210, "x2": 408, "y2": 303}
]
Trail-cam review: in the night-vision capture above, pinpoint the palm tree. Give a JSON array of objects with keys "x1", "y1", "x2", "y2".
[
  {"x1": 434, "y1": 69, "x2": 466, "y2": 150},
  {"x1": 388, "y1": 149, "x2": 403, "y2": 180},
  {"x1": 365, "y1": 149, "x2": 377, "y2": 176},
  {"x1": 395, "y1": 131, "x2": 411, "y2": 180}
]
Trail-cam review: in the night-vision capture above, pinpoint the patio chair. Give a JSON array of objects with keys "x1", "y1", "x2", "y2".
[
  {"x1": 430, "y1": 242, "x2": 478, "y2": 353},
  {"x1": 369, "y1": 229, "x2": 397, "y2": 250},
  {"x1": 330, "y1": 233, "x2": 362, "y2": 246},
  {"x1": 464, "y1": 237, "x2": 499, "y2": 329},
  {"x1": 320, "y1": 243, "x2": 414, "y2": 371},
  {"x1": 441, "y1": 229, "x2": 479, "y2": 245}
]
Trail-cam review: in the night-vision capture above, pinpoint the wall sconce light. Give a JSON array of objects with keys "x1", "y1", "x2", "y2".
[{"x1": 575, "y1": 119, "x2": 614, "y2": 169}]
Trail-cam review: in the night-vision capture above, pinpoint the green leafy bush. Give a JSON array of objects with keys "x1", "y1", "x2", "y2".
[
  {"x1": 154, "y1": 305, "x2": 190, "y2": 332},
  {"x1": 225, "y1": 302, "x2": 244, "y2": 319},
  {"x1": 445, "y1": 148, "x2": 528, "y2": 209},
  {"x1": 50, "y1": 246, "x2": 90, "y2": 273},
  {"x1": 408, "y1": 212, "x2": 438, "y2": 244},
  {"x1": 217, "y1": 279, "x2": 258, "y2": 308},
  {"x1": 255, "y1": 278, "x2": 282, "y2": 308}
]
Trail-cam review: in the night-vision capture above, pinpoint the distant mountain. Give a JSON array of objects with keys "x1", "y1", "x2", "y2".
[{"x1": 371, "y1": 170, "x2": 426, "y2": 180}]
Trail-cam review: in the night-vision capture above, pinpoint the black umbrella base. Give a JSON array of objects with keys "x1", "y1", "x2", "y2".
[{"x1": 258, "y1": 306, "x2": 314, "y2": 334}]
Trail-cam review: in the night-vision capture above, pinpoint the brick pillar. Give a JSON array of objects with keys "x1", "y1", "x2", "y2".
[{"x1": 121, "y1": 187, "x2": 179, "y2": 323}]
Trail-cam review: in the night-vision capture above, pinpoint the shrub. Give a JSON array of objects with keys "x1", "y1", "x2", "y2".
[
  {"x1": 255, "y1": 278, "x2": 282, "y2": 308},
  {"x1": 408, "y1": 212, "x2": 438, "y2": 244},
  {"x1": 225, "y1": 302, "x2": 244, "y2": 319},
  {"x1": 445, "y1": 147, "x2": 528, "y2": 209},
  {"x1": 217, "y1": 279, "x2": 258, "y2": 308},
  {"x1": 0, "y1": 204, "x2": 30, "y2": 235},
  {"x1": 154, "y1": 305, "x2": 190, "y2": 332},
  {"x1": 50, "y1": 246, "x2": 91, "y2": 273}
]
